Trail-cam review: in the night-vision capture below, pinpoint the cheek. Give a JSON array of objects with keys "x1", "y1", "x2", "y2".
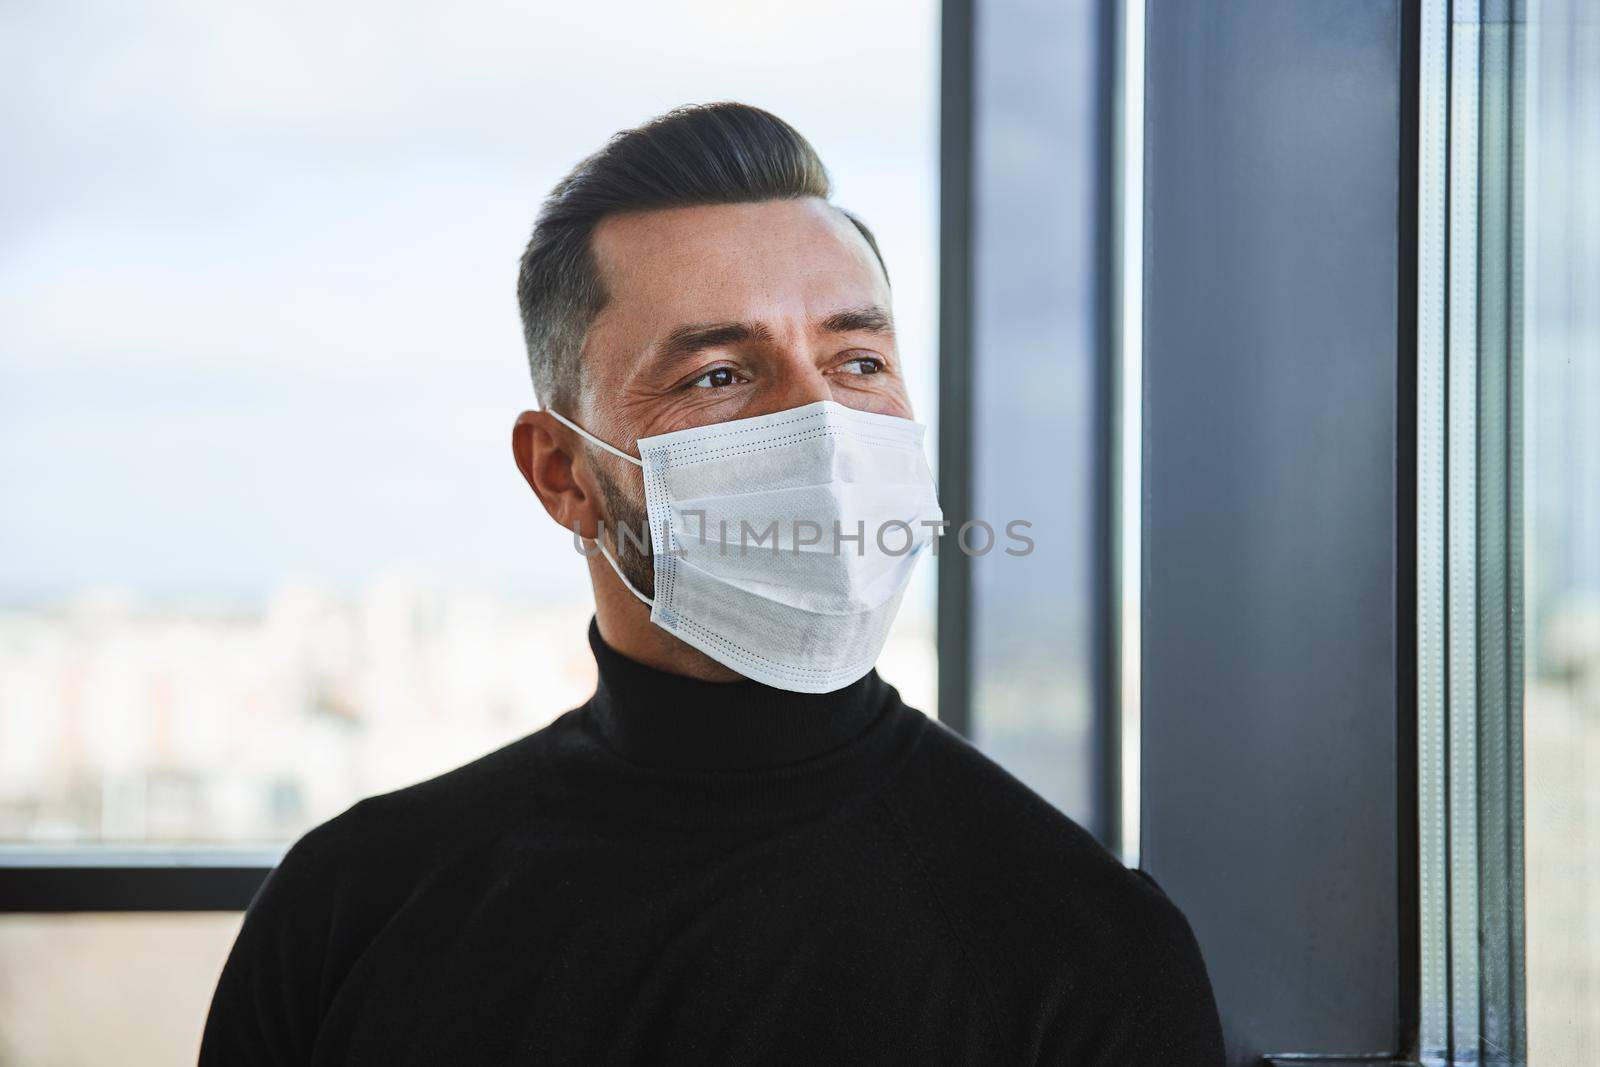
[
  {"x1": 832, "y1": 379, "x2": 914, "y2": 419},
  {"x1": 644, "y1": 390, "x2": 751, "y2": 437}
]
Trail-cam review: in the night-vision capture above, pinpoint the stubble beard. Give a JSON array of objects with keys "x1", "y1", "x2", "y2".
[{"x1": 593, "y1": 466, "x2": 656, "y2": 598}]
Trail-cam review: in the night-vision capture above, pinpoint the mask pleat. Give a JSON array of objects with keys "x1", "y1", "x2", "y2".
[{"x1": 634, "y1": 399, "x2": 941, "y2": 693}]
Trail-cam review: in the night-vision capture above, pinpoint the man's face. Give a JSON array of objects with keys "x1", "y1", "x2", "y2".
[
  {"x1": 576, "y1": 197, "x2": 912, "y2": 589},
  {"x1": 581, "y1": 196, "x2": 910, "y2": 439}
]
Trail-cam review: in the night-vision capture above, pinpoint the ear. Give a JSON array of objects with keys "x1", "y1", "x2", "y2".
[{"x1": 512, "y1": 410, "x2": 606, "y2": 540}]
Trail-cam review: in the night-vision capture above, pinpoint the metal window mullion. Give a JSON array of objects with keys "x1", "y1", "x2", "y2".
[
  {"x1": 1114, "y1": 0, "x2": 1146, "y2": 870},
  {"x1": 1474, "y1": 6, "x2": 1529, "y2": 1061},
  {"x1": 937, "y1": 0, "x2": 975, "y2": 737},
  {"x1": 1416, "y1": 0, "x2": 1452, "y2": 1059},
  {"x1": 1420, "y1": 2, "x2": 1531, "y2": 1062},
  {"x1": 1447, "y1": 7, "x2": 1485, "y2": 1057},
  {"x1": 1502, "y1": 10, "x2": 1527, "y2": 1058}
]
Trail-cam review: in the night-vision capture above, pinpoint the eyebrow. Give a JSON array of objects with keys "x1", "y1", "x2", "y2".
[
  {"x1": 656, "y1": 320, "x2": 775, "y2": 364},
  {"x1": 818, "y1": 304, "x2": 895, "y2": 335},
  {"x1": 652, "y1": 305, "x2": 896, "y2": 366}
]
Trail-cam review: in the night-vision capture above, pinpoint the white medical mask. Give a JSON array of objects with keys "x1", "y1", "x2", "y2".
[{"x1": 549, "y1": 400, "x2": 943, "y2": 693}]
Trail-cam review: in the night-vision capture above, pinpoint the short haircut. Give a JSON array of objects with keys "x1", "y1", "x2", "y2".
[{"x1": 515, "y1": 102, "x2": 888, "y2": 412}]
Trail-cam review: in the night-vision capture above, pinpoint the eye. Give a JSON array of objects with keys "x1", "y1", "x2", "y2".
[
  {"x1": 688, "y1": 366, "x2": 744, "y2": 389},
  {"x1": 839, "y1": 355, "x2": 885, "y2": 376}
]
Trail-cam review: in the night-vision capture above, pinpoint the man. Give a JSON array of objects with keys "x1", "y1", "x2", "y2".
[{"x1": 201, "y1": 103, "x2": 1223, "y2": 1065}]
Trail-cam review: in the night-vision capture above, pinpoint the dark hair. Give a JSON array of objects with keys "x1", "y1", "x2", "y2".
[{"x1": 516, "y1": 102, "x2": 888, "y2": 411}]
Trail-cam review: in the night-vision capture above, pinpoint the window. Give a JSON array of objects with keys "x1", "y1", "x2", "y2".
[
  {"x1": 1417, "y1": 0, "x2": 1600, "y2": 1059},
  {"x1": 0, "y1": 4, "x2": 939, "y2": 1062},
  {"x1": 16, "y1": 3, "x2": 1594, "y2": 1065},
  {"x1": 945, "y1": 0, "x2": 1115, "y2": 842},
  {"x1": 0, "y1": 2, "x2": 940, "y2": 853}
]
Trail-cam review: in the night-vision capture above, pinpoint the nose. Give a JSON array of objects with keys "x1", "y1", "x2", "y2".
[{"x1": 749, "y1": 346, "x2": 833, "y2": 417}]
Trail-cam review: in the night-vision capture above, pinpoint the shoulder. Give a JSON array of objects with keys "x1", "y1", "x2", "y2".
[
  {"x1": 887, "y1": 715, "x2": 1140, "y2": 918},
  {"x1": 884, "y1": 717, "x2": 1222, "y2": 1061},
  {"x1": 201, "y1": 711, "x2": 588, "y2": 1064},
  {"x1": 265, "y1": 709, "x2": 585, "y2": 914}
]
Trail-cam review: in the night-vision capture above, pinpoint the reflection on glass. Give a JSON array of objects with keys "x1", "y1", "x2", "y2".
[
  {"x1": 0, "y1": 2, "x2": 938, "y2": 846},
  {"x1": 1523, "y1": 0, "x2": 1600, "y2": 1059}
]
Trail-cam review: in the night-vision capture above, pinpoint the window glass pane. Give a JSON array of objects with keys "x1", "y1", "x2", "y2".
[
  {"x1": 1524, "y1": 0, "x2": 1600, "y2": 1059},
  {"x1": 0, "y1": 2, "x2": 938, "y2": 846},
  {"x1": 0, "y1": 912, "x2": 240, "y2": 1066},
  {"x1": 968, "y1": 0, "x2": 1102, "y2": 826}
]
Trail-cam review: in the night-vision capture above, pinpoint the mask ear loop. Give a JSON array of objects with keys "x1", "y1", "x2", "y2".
[
  {"x1": 546, "y1": 409, "x2": 643, "y2": 468},
  {"x1": 594, "y1": 539, "x2": 655, "y2": 608},
  {"x1": 545, "y1": 409, "x2": 655, "y2": 608}
]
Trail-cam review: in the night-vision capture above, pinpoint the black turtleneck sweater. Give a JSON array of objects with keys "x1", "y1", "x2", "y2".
[{"x1": 201, "y1": 622, "x2": 1223, "y2": 1065}]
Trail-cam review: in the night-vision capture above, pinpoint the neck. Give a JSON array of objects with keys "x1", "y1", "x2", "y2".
[
  {"x1": 588, "y1": 554, "x2": 743, "y2": 683},
  {"x1": 584, "y1": 616, "x2": 896, "y2": 775}
]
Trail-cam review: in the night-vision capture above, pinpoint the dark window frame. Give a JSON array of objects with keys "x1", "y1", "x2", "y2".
[{"x1": 0, "y1": 849, "x2": 277, "y2": 911}]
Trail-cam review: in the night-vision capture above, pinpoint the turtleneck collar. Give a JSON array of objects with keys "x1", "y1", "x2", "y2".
[{"x1": 585, "y1": 618, "x2": 893, "y2": 772}]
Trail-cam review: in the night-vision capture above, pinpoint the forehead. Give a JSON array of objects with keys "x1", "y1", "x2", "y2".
[{"x1": 587, "y1": 198, "x2": 889, "y2": 343}]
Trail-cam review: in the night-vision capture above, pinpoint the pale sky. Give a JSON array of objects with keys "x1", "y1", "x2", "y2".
[{"x1": 0, "y1": 0, "x2": 939, "y2": 605}]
